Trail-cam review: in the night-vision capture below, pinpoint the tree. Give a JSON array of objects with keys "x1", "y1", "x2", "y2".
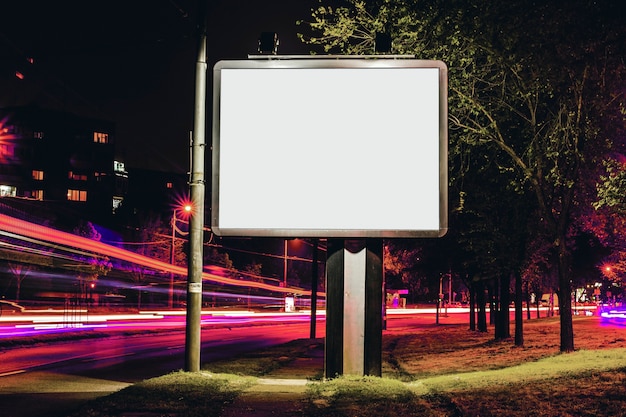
[
  {"x1": 205, "y1": 247, "x2": 233, "y2": 270},
  {"x1": 590, "y1": 159, "x2": 626, "y2": 279},
  {"x1": 72, "y1": 221, "x2": 111, "y2": 303},
  {"x1": 299, "y1": 0, "x2": 625, "y2": 352},
  {"x1": 7, "y1": 262, "x2": 31, "y2": 304},
  {"x1": 448, "y1": 0, "x2": 626, "y2": 352},
  {"x1": 125, "y1": 213, "x2": 188, "y2": 308},
  {"x1": 585, "y1": 202, "x2": 626, "y2": 286},
  {"x1": 383, "y1": 240, "x2": 424, "y2": 300},
  {"x1": 0, "y1": 218, "x2": 54, "y2": 303}
]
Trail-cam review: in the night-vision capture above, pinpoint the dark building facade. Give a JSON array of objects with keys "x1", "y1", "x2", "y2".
[
  {"x1": 119, "y1": 168, "x2": 190, "y2": 227},
  {"x1": 0, "y1": 105, "x2": 191, "y2": 306},
  {"x1": 0, "y1": 105, "x2": 191, "y2": 229},
  {"x1": 0, "y1": 105, "x2": 127, "y2": 225}
]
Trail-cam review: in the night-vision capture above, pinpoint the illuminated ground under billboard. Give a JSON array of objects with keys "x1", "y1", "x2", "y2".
[{"x1": 211, "y1": 58, "x2": 447, "y2": 238}]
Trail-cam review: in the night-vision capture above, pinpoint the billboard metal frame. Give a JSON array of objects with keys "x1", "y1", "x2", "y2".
[{"x1": 211, "y1": 57, "x2": 448, "y2": 238}]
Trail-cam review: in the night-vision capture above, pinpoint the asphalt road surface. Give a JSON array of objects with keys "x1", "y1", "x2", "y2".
[{"x1": 0, "y1": 320, "x2": 324, "y2": 417}]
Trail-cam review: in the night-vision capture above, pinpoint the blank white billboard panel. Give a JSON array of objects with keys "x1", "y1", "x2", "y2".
[{"x1": 212, "y1": 59, "x2": 447, "y2": 237}]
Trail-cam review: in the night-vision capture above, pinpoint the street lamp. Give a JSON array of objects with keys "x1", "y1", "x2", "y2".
[
  {"x1": 283, "y1": 239, "x2": 288, "y2": 287},
  {"x1": 283, "y1": 238, "x2": 302, "y2": 288},
  {"x1": 169, "y1": 204, "x2": 191, "y2": 308}
]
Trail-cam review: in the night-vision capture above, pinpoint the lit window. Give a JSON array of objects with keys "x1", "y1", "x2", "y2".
[
  {"x1": 68, "y1": 171, "x2": 88, "y2": 181},
  {"x1": 0, "y1": 185, "x2": 17, "y2": 197},
  {"x1": 32, "y1": 190, "x2": 44, "y2": 200},
  {"x1": 67, "y1": 189, "x2": 87, "y2": 201},
  {"x1": 112, "y1": 196, "x2": 123, "y2": 213},
  {"x1": 34, "y1": 131, "x2": 44, "y2": 139},
  {"x1": 32, "y1": 170, "x2": 44, "y2": 180},
  {"x1": 114, "y1": 160, "x2": 126, "y2": 172},
  {"x1": 166, "y1": 182, "x2": 173, "y2": 189},
  {"x1": 93, "y1": 132, "x2": 109, "y2": 144}
]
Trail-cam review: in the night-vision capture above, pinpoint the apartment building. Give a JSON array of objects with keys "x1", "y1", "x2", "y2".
[{"x1": 0, "y1": 105, "x2": 127, "y2": 225}]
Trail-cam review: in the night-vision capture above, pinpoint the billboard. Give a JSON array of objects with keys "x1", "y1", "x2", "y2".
[{"x1": 211, "y1": 58, "x2": 447, "y2": 238}]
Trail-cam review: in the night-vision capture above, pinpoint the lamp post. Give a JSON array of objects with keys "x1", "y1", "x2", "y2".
[
  {"x1": 283, "y1": 239, "x2": 288, "y2": 287},
  {"x1": 169, "y1": 211, "x2": 176, "y2": 309},
  {"x1": 185, "y1": 0, "x2": 207, "y2": 372},
  {"x1": 169, "y1": 205, "x2": 191, "y2": 309},
  {"x1": 309, "y1": 238, "x2": 319, "y2": 339},
  {"x1": 437, "y1": 275, "x2": 443, "y2": 324}
]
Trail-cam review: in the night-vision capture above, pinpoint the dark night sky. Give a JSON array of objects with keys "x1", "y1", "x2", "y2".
[{"x1": 1, "y1": 0, "x2": 318, "y2": 172}]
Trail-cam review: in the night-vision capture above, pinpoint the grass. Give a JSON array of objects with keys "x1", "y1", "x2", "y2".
[
  {"x1": 301, "y1": 351, "x2": 626, "y2": 417},
  {"x1": 68, "y1": 371, "x2": 256, "y2": 417},
  {"x1": 69, "y1": 316, "x2": 626, "y2": 416},
  {"x1": 412, "y1": 348, "x2": 626, "y2": 392}
]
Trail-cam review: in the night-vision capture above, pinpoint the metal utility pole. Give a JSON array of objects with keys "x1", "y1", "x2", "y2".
[
  {"x1": 169, "y1": 211, "x2": 176, "y2": 309},
  {"x1": 283, "y1": 239, "x2": 288, "y2": 287},
  {"x1": 185, "y1": 1, "x2": 207, "y2": 373},
  {"x1": 449, "y1": 270, "x2": 453, "y2": 305},
  {"x1": 309, "y1": 238, "x2": 319, "y2": 339}
]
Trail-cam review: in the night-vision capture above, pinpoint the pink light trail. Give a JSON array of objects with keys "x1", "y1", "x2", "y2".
[{"x1": 0, "y1": 213, "x2": 322, "y2": 297}]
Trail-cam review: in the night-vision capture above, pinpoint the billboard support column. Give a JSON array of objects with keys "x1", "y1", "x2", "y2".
[{"x1": 325, "y1": 238, "x2": 383, "y2": 378}]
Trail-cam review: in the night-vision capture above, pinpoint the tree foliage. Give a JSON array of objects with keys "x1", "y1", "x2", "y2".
[
  {"x1": 595, "y1": 159, "x2": 626, "y2": 215},
  {"x1": 299, "y1": 0, "x2": 626, "y2": 351},
  {"x1": 383, "y1": 241, "x2": 424, "y2": 296},
  {"x1": 72, "y1": 220, "x2": 112, "y2": 299}
]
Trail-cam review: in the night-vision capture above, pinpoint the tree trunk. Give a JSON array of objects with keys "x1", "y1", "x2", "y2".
[
  {"x1": 488, "y1": 280, "x2": 496, "y2": 326},
  {"x1": 477, "y1": 280, "x2": 487, "y2": 332},
  {"x1": 557, "y1": 237, "x2": 575, "y2": 352},
  {"x1": 514, "y1": 269, "x2": 524, "y2": 346},
  {"x1": 502, "y1": 272, "x2": 511, "y2": 338},
  {"x1": 495, "y1": 273, "x2": 510, "y2": 340},
  {"x1": 525, "y1": 281, "x2": 531, "y2": 321},
  {"x1": 493, "y1": 280, "x2": 501, "y2": 338},
  {"x1": 16, "y1": 278, "x2": 21, "y2": 304},
  {"x1": 536, "y1": 294, "x2": 541, "y2": 319},
  {"x1": 469, "y1": 279, "x2": 476, "y2": 331}
]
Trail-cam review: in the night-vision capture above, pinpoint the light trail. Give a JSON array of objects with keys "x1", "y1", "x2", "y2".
[
  {"x1": 0, "y1": 309, "x2": 327, "y2": 338},
  {"x1": 0, "y1": 213, "x2": 324, "y2": 297},
  {"x1": 599, "y1": 306, "x2": 626, "y2": 324}
]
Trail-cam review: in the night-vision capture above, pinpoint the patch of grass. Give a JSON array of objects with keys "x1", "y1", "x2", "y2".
[
  {"x1": 68, "y1": 371, "x2": 255, "y2": 417},
  {"x1": 410, "y1": 348, "x2": 626, "y2": 393},
  {"x1": 305, "y1": 376, "x2": 453, "y2": 417},
  {"x1": 309, "y1": 375, "x2": 414, "y2": 403}
]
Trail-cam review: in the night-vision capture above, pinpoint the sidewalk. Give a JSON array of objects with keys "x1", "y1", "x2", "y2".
[{"x1": 220, "y1": 340, "x2": 324, "y2": 416}]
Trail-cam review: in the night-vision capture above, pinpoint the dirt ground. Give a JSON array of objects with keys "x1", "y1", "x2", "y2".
[{"x1": 383, "y1": 315, "x2": 626, "y2": 377}]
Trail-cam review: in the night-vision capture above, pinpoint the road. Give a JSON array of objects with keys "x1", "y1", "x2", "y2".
[
  {"x1": 0, "y1": 306, "x2": 603, "y2": 417},
  {"x1": 0, "y1": 316, "x2": 325, "y2": 417}
]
